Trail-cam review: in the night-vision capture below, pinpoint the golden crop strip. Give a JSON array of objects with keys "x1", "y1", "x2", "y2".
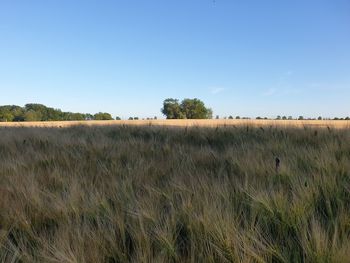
[{"x1": 0, "y1": 119, "x2": 349, "y2": 128}]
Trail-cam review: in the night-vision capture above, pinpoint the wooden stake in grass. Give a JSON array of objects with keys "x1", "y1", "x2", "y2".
[{"x1": 275, "y1": 157, "x2": 280, "y2": 173}]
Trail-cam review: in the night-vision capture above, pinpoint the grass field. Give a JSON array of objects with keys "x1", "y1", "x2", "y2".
[
  {"x1": 0, "y1": 124, "x2": 350, "y2": 262},
  {"x1": 0, "y1": 119, "x2": 349, "y2": 129}
]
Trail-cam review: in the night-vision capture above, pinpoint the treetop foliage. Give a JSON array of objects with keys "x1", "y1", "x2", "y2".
[
  {"x1": 0, "y1": 104, "x2": 114, "y2": 122},
  {"x1": 161, "y1": 98, "x2": 212, "y2": 119}
]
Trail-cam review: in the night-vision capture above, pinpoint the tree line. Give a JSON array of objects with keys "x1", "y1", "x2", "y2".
[
  {"x1": 0, "y1": 104, "x2": 114, "y2": 122},
  {"x1": 0, "y1": 98, "x2": 214, "y2": 122},
  {"x1": 1, "y1": 101, "x2": 348, "y2": 122},
  {"x1": 218, "y1": 115, "x2": 350, "y2": 121},
  {"x1": 161, "y1": 99, "x2": 350, "y2": 120}
]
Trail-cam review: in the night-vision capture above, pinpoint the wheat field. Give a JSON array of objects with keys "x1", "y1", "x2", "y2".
[
  {"x1": 0, "y1": 119, "x2": 349, "y2": 129},
  {"x1": 0, "y1": 124, "x2": 350, "y2": 262}
]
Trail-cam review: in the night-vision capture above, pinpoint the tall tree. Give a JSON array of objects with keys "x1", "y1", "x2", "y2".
[
  {"x1": 180, "y1": 98, "x2": 212, "y2": 119},
  {"x1": 161, "y1": 98, "x2": 185, "y2": 119},
  {"x1": 94, "y1": 112, "x2": 113, "y2": 120},
  {"x1": 161, "y1": 98, "x2": 212, "y2": 119}
]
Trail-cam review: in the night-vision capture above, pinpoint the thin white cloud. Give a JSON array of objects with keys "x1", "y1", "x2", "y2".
[
  {"x1": 210, "y1": 87, "x2": 225, "y2": 95},
  {"x1": 262, "y1": 87, "x2": 301, "y2": 96},
  {"x1": 263, "y1": 70, "x2": 298, "y2": 96}
]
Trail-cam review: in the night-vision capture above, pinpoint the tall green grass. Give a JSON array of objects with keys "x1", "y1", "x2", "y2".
[{"x1": 0, "y1": 125, "x2": 349, "y2": 262}]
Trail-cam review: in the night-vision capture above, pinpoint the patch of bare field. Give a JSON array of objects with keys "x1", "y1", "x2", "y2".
[{"x1": 0, "y1": 119, "x2": 349, "y2": 128}]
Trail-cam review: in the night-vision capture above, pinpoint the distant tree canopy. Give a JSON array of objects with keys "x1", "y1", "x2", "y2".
[
  {"x1": 93, "y1": 112, "x2": 113, "y2": 120},
  {"x1": 161, "y1": 99, "x2": 184, "y2": 119},
  {"x1": 161, "y1": 98, "x2": 212, "y2": 119},
  {"x1": 0, "y1": 104, "x2": 115, "y2": 122}
]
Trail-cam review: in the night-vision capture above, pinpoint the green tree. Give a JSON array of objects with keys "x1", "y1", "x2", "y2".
[
  {"x1": 206, "y1": 108, "x2": 213, "y2": 119},
  {"x1": 46, "y1": 108, "x2": 62, "y2": 121},
  {"x1": 161, "y1": 99, "x2": 184, "y2": 119},
  {"x1": 24, "y1": 110, "x2": 42, "y2": 121},
  {"x1": 0, "y1": 111, "x2": 14, "y2": 122},
  {"x1": 180, "y1": 98, "x2": 212, "y2": 119},
  {"x1": 0, "y1": 103, "x2": 108, "y2": 122},
  {"x1": 94, "y1": 112, "x2": 113, "y2": 120},
  {"x1": 25, "y1": 104, "x2": 47, "y2": 120},
  {"x1": 0, "y1": 105, "x2": 24, "y2": 122},
  {"x1": 85, "y1": 114, "x2": 94, "y2": 120},
  {"x1": 11, "y1": 106, "x2": 25, "y2": 121},
  {"x1": 65, "y1": 113, "x2": 85, "y2": 121}
]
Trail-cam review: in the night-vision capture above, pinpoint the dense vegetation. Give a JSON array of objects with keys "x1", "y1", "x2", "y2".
[
  {"x1": 1, "y1": 102, "x2": 348, "y2": 122},
  {"x1": 0, "y1": 125, "x2": 349, "y2": 262},
  {"x1": 0, "y1": 104, "x2": 113, "y2": 122},
  {"x1": 161, "y1": 98, "x2": 213, "y2": 119}
]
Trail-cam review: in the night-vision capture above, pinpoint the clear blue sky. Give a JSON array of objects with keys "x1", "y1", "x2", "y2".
[{"x1": 0, "y1": 0, "x2": 349, "y2": 119}]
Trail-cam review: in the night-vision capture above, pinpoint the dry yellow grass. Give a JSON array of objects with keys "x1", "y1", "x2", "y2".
[
  {"x1": 1, "y1": 125, "x2": 350, "y2": 262},
  {"x1": 0, "y1": 119, "x2": 349, "y2": 128}
]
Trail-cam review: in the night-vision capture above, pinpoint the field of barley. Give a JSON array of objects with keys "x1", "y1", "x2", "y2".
[
  {"x1": 0, "y1": 119, "x2": 349, "y2": 129},
  {"x1": 0, "y1": 124, "x2": 350, "y2": 262}
]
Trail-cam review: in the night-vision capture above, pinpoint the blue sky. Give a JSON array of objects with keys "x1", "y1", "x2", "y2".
[{"x1": 0, "y1": 0, "x2": 349, "y2": 119}]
